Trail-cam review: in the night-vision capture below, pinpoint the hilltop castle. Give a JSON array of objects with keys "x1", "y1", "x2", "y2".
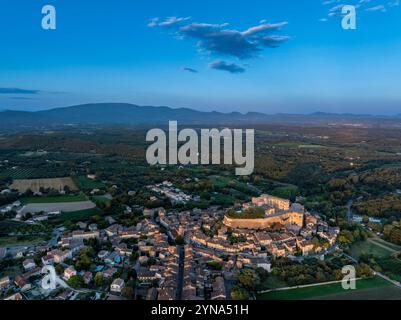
[{"x1": 223, "y1": 194, "x2": 305, "y2": 230}]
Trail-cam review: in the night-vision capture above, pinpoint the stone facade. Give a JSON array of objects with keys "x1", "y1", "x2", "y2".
[
  {"x1": 252, "y1": 194, "x2": 290, "y2": 211},
  {"x1": 223, "y1": 211, "x2": 304, "y2": 230}
]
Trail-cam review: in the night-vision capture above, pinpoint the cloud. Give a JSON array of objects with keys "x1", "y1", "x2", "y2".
[
  {"x1": 180, "y1": 21, "x2": 288, "y2": 59},
  {"x1": 209, "y1": 60, "x2": 246, "y2": 74},
  {"x1": 322, "y1": 0, "x2": 397, "y2": 19},
  {"x1": 10, "y1": 96, "x2": 36, "y2": 100},
  {"x1": 148, "y1": 16, "x2": 191, "y2": 28},
  {"x1": 388, "y1": 0, "x2": 400, "y2": 7},
  {"x1": 322, "y1": 0, "x2": 341, "y2": 5},
  {"x1": 149, "y1": 17, "x2": 289, "y2": 73},
  {"x1": 365, "y1": 4, "x2": 387, "y2": 11},
  {"x1": 327, "y1": 4, "x2": 348, "y2": 17},
  {"x1": 0, "y1": 87, "x2": 40, "y2": 94},
  {"x1": 240, "y1": 22, "x2": 288, "y2": 37},
  {"x1": 182, "y1": 67, "x2": 199, "y2": 73},
  {"x1": 259, "y1": 35, "x2": 290, "y2": 48}
]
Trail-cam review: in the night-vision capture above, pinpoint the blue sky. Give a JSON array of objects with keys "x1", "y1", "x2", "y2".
[{"x1": 0, "y1": 0, "x2": 400, "y2": 114}]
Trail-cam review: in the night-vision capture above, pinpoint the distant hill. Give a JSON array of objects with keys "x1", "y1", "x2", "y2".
[
  {"x1": 0, "y1": 103, "x2": 270, "y2": 127},
  {"x1": 1, "y1": 103, "x2": 400, "y2": 131}
]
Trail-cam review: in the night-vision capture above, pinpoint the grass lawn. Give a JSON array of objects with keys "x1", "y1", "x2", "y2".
[
  {"x1": 257, "y1": 277, "x2": 393, "y2": 300},
  {"x1": 22, "y1": 194, "x2": 88, "y2": 204},
  {"x1": 349, "y1": 240, "x2": 392, "y2": 259}
]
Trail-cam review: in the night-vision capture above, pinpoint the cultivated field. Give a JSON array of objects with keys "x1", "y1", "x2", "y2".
[
  {"x1": 19, "y1": 201, "x2": 96, "y2": 214},
  {"x1": 22, "y1": 194, "x2": 87, "y2": 204},
  {"x1": 318, "y1": 286, "x2": 401, "y2": 300},
  {"x1": 257, "y1": 277, "x2": 400, "y2": 300},
  {"x1": 73, "y1": 175, "x2": 104, "y2": 191},
  {"x1": 50, "y1": 208, "x2": 101, "y2": 224},
  {"x1": 10, "y1": 177, "x2": 78, "y2": 193}
]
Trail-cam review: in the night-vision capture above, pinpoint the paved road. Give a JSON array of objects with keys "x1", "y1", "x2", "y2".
[{"x1": 176, "y1": 245, "x2": 184, "y2": 300}]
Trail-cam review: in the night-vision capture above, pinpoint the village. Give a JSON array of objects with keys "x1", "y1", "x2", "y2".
[{"x1": 0, "y1": 191, "x2": 339, "y2": 301}]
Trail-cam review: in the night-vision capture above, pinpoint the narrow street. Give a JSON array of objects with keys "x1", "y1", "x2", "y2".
[{"x1": 175, "y1": 245, "x2": 184, "y2": 300}]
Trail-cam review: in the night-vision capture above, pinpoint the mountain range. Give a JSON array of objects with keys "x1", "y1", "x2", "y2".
[{"x1": 1, "y1": 103, "x2": 400, "y2": 130}]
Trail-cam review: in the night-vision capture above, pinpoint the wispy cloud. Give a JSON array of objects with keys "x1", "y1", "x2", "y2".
[
  {"x1": 319, "y1": 0, "x2": 398, "y2": 21},
  {"x1": 182, "y1": 67, "x2": 199, "y2": 73},
  {"x1": 9, "y1": 96, "x2": 36, "y2": 100},
  {"x1": 365, "y1": 4, "x2": 386, "y2": 11},
  {"x1": 209, "y1": 60, "x2": 246, "y2": 74},
  {"x1": 388, "y1": 0, "x2": 400, "y2": 7},
  {"x1": 149, "y1": 17, "x2": 289, "y2": 73},
  {"x1": 148, "y1": 16, "x2": 191, "y2": 28},
  {"x1": 0, "y1": 87, "x2": 40, "y2": 94}
]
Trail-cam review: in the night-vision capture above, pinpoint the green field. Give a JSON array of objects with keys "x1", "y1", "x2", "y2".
[
  {"x1": 50, "y1": 208, "x2": 101, "y2": 224},
  {"x1": 349, "y1": 240, "x2": 392, "y2": 259},
  {"x1": 73, "y1": 175, "x2": 104, "y2": 191},
  {"x1": 21, "y1": 194, "x2": 88, "y2": 204},
  {"x1": 372, "y1": 238, "x2": 401, "y2": 252},
  {"x1": 349, "y1": 238, "x2": 401, "y2": 283},
  {"x1": 257, "y1": 277, "x2": 396, "y2": 300}
]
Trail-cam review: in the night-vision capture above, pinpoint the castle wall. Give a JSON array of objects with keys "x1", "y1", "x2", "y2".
[{"x1": 224, "y1": 211, "x2": 304, "y2": 230}]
